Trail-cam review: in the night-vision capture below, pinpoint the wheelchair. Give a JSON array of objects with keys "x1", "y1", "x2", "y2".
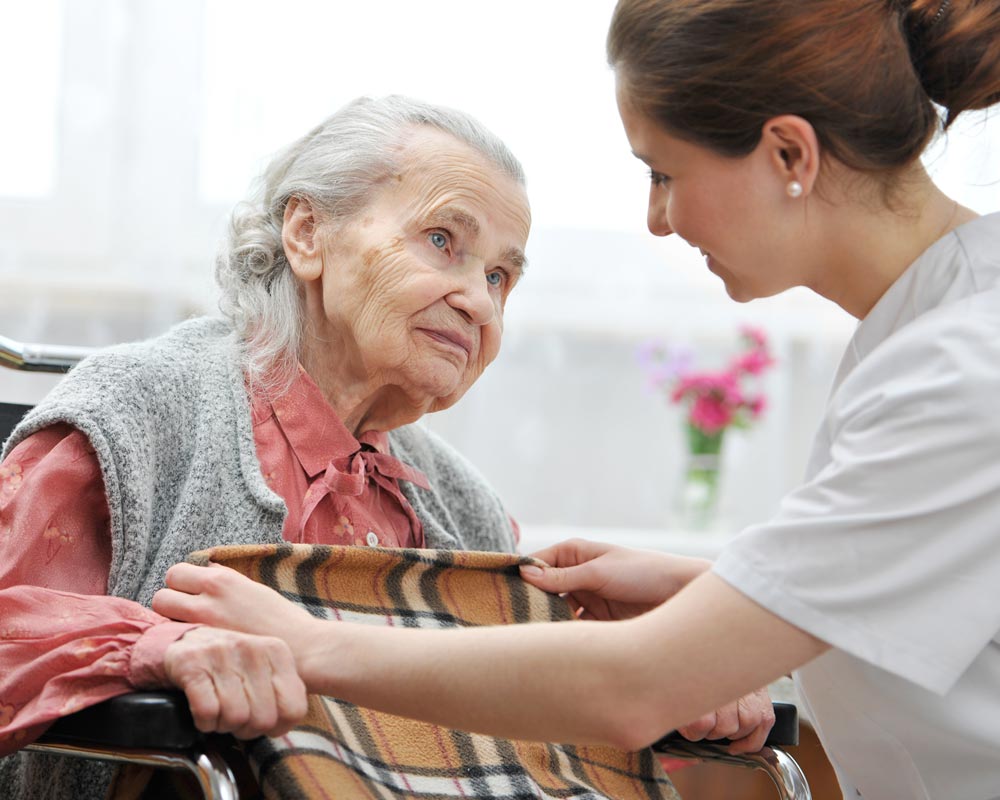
[{"x1": 0, "y1": 332, "x2": 812, "y2": 799}]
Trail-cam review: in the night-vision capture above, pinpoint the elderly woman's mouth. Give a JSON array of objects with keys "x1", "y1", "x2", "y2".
[{"x1": 418, "y1": 328, "x2": 474, "y2": 358}]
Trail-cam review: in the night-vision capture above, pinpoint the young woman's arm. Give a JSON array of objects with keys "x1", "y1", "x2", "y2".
[
  {"x1": 521, "y1": 538, "x2": 713, "y2": 620},
  {"x1": 155, "y1": 559, "x2": 827, "y2": 750}
]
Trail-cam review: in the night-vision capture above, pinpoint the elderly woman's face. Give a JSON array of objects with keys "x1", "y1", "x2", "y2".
[{"x1": 297, "y1": 128, "x2": 530, "y2": 420}]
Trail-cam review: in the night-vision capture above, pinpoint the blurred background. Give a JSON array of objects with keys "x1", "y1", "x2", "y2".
[{"x1": 2, "y1": 0, "x2": 998, "y2": 550}]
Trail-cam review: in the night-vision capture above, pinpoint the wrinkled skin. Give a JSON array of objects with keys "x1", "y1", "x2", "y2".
[
  {"x1": 283, "y1": 126, "x2": 531, "y2": 435},
  {"x1": 162, "y1": 626, "x2": 308, "y2": 739}
]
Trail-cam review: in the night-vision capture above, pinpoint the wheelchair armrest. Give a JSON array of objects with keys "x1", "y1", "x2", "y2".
[
  {"x1": 41, "y1": 696, "x2": 798, "y2": 753},
  {"x1": 38, "y1": 691, "x2": 201, "y2": 750},
  {"x1": 653, "y1": 701, "x2": 799, "y2": 751}
]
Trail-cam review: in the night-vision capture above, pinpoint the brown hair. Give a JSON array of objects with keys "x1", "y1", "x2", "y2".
[{"x1": 607, "y1": 0, "x2": 1000, "y2": 174}]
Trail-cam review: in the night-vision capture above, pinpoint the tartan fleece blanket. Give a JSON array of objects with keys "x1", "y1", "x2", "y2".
[{"x1": 188, "y1": 543, "x2": 680, "y2": 800}]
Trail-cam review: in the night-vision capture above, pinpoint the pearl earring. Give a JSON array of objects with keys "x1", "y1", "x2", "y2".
[{"x1": 787, "y1": 180, "x2": 803, "y2": 199}]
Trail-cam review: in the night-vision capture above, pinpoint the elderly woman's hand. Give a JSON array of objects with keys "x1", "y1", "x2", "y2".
[
  {"x1": 675, "y1": 686, "x2": 776, "y2": 755},
  {"x1": 163, "y1": 626, "x2": 308, "y2": 739}
]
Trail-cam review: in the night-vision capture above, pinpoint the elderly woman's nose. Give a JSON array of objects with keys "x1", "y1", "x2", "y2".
[{"x1": 448, "y1": 269, "x2": 497, "y2": 325}]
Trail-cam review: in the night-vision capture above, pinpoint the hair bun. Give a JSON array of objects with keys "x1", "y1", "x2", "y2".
[{"x1": 899, "y1": 0, "x2": 1000, "y2": 126}]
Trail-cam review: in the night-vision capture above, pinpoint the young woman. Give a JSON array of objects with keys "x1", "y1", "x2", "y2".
[{"x1": 154, "y1": 1, "x2": 1000, "y2": 796}]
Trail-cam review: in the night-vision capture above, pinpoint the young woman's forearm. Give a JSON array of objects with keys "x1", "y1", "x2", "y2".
[
  {"x1": 668, "y1": 554, "x2": 713, "y2": 585},
  {"x1": 291, "y1": 572, "x2": 828, "y2": 749},
  {"x1": 296, "y1": 615, "x2": 662, "y2": 748}
]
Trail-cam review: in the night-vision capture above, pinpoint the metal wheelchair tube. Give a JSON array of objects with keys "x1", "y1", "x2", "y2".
[
  {"x1": 656, "y1": 741, "x2": 812, "y2": 800},
  {"x1": 189, "y1": 751, "x2": 242, "y2": 800},
  {"x1": 25, "y1": 741, "x2": 240, "y2": 800},
  {"x1": 768, "y1": 748, "x2": 813, "y2": 800},
  {"x1": 0, "y1": 334, "x2": 92, "y2": 373}
]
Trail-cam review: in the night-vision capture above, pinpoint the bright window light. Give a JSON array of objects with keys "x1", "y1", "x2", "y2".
[
  {"x1": 0, "y1": 0, "x2": 62, "y2": 198},
  {"x1": 197, "y1": 0, "x2": 643, "y2": 232},
  {"x1": 923, "y1": 110, "x2": 1000, "y2": 215}
]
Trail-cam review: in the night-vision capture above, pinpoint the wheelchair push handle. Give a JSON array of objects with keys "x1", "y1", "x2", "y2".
[
  {"x1": 0, "y1": 333, "x2": 92, "y2": 373},
  {"x1": 654, "y1": 701, "x2": 799, "y2": 749}
]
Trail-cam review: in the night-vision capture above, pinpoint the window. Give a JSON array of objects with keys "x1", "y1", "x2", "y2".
[
  {"x1": 3, "y1": 1, "x2": 998, "y2": 539},
  {"x1": 0, "y1": 1, "x2": 62, "y2": 198}
]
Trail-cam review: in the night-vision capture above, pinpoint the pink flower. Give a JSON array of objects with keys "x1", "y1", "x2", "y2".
[
  {"x1": 689, "y1": 394, "x2": 734, "y2": 434},
  {"x1": 672, "y1": 371, "x2": 748, "y2": 434},
  {"x1": 740, "y1": 325, "x2": 769, "y2": 350},
  {"x1": 639, "y1": 326, "x2": 775, "y2": 437},
  {"x1": 747, "y1": 395, "x2": 767, "y2": 418},
  {"x1": 676, "y1": 371, "x2": 743, "y2": 402},
  {"x1": 731, "y1": 348, "x2": 775, "y2": 376}
]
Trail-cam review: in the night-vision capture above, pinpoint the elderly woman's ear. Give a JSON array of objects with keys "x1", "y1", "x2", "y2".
[{"x1": 282, "y1": 196, "x2": 323, "y2": 281}]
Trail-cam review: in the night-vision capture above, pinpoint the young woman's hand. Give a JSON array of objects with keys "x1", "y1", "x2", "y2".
[
  {"x1": 520, "y1": 539, "x2": 711, "y2": 620},
  {"x1": 162, "y1": 626, "x2": 308, "y2": 739},
  {"x1": 153, "y1": 563, "x2": 318, "y2": 656}
]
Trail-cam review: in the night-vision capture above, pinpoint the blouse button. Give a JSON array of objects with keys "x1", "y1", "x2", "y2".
[{"x1": 366, "y1": 531, "x2": 379, "y2": 547}]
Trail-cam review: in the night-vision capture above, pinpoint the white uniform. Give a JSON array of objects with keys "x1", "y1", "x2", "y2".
[{"x1": 713, "y1": 212, "x2": 1000, "y2": 800}]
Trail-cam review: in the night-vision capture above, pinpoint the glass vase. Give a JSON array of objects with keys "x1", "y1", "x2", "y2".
[{"x1": 673, "y1": 426, "x2": 724, "y2": 532}]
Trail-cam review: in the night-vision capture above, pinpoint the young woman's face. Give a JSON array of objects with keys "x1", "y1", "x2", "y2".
[{"x1": 616, "y1": 87, "x2": 806, "y2": 302}]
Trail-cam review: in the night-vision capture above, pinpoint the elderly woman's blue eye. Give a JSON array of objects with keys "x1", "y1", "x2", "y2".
[
  {"x1": 486, "y1": 271, "x2": 504, "y2": 287},
  {"x1": 429, "y1": 232, "x2": 448, "y2": 249}
]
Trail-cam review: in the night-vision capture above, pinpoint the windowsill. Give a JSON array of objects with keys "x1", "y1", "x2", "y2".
[{"x1": 519, "y1": 524, "x2": 737, "y2": 560}]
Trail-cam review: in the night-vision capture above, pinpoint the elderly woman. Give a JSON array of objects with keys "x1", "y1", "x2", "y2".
[{"x1": 0, "y1": 95, "x2": 530, "y2": 798}]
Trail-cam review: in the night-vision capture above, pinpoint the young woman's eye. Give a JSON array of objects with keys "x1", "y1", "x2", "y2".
[
  {"x1": 648, "y1": 169, "x2": 671, "y2": 187},
  {"x1": 429, "y1": 231, "x2": 449, "y2": 250},
  {"x1": 486, "y1": 269, "x2": 505, "y2": 288}
]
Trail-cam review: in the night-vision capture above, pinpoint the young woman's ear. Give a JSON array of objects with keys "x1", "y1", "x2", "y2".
[
  {"x1": 282, "y1": 196, "x2": 323, "y2": 281},
  {"x1": 761, "y1": 115, "x2": 820, "y2": 197}
]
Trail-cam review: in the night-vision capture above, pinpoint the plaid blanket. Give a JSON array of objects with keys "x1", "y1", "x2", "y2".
[{"x1": 188, "y1": 543, "x2": 679, "y2": 800}]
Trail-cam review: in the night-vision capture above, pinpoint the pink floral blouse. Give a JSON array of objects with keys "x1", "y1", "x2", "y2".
[{"x1": 0, "y1": 367, "x2": 435, "y2": 754}]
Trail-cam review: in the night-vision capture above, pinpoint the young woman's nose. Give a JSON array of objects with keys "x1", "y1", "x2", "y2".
[{"x1": 647, "y1": 191, "x2": 673, "y2": 237}]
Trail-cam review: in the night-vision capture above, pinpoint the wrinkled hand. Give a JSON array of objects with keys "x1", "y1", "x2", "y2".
[
  {"x1": 519, "y1": 539, "x2": 711, "y2": 621},
  {"x1": 162, "y1": 626, "x2": 308, "y2": 739},
  {"x1": 153, "y1": 563, "x2": 317, "y2": 644},
  {"x1": 675, "y1": 687, "x2": 775, "y2": 755}
]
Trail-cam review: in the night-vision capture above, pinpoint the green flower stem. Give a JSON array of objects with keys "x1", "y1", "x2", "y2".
[{"x1": 676, "y1": 426, "x2": 725, "y2": 531}]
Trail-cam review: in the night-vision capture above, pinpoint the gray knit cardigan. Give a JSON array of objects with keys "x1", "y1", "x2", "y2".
[{"x1": 0, "y1": 316, "x2": 517, "y2": 800}]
